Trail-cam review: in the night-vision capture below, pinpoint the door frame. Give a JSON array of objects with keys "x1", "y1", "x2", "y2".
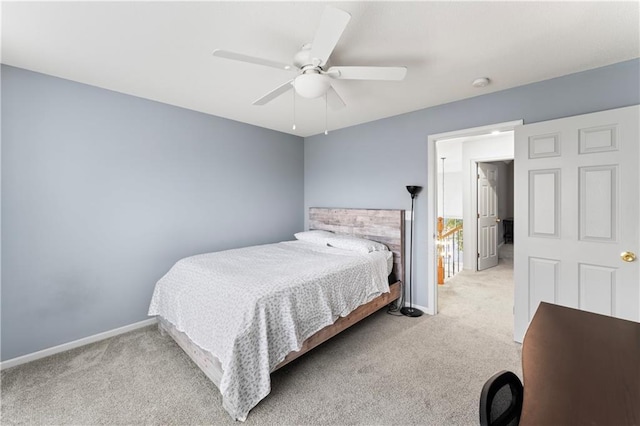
[{"x1": 426, "y1": 120, "x2": 522, "y2": 315}]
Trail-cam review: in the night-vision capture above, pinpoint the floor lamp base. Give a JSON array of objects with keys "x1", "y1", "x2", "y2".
[{"x1": 400, "y1": 306, "x2": 424, "y2": 317}]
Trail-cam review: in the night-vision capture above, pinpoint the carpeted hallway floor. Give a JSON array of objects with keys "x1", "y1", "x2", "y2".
[{"x1": 1, "y1": 259, "x2": 519, "y2": 425}]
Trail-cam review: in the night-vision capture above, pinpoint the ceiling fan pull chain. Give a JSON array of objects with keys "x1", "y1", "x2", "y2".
[
  {"x1": 324, "y1": 93, "x2": 329, "y2": 135},
  {"x1": 292, "y1": 81, "x2": 297, "y2": 130}
]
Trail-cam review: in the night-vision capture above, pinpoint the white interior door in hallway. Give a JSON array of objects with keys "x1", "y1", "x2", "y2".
[
  {"x1": 513, "y1": 105, "x2": 639, "y2": 342},
  {"x1": 477, "y1": 162, "x2": 499, "y2": 271}
]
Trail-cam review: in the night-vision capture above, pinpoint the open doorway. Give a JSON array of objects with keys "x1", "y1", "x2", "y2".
[{"x1": 426, "y1": 120, "x2": 521, "y2": 318}]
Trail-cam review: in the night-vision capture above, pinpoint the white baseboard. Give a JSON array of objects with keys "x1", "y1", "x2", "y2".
[{"x1": 0, "y1": 318, "x2": 158, "y2": 370}]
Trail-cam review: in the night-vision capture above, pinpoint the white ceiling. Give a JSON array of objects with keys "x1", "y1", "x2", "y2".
[{"x1": 2, "y1": 1, "x2": 639, "y2": 137}]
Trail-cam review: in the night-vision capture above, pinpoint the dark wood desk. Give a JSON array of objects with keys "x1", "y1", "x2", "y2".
[{"x1": 520, "y1": 302, "x2": 640, "y2": 426}]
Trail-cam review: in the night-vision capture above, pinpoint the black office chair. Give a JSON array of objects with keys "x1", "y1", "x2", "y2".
[{"x1": 479, "y1": 370, "x2": 523, "y2": 426}]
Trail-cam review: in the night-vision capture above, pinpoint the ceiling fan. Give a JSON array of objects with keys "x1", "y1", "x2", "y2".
[{"x1": 212, "y1": 6, "x2": 407, "y2": 109}]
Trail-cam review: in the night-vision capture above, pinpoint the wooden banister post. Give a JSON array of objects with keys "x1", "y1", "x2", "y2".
[{"x1": 437, "y1": 217, "x2": 445, "y2": 285}]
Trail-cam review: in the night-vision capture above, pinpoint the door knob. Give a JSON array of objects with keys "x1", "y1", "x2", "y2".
[
  {"x1": 496, "y1": 218, "x2": 501, "y2": 223},
  {"x1": 621, "y1": 251, "x2": 636, "y2": 262}
]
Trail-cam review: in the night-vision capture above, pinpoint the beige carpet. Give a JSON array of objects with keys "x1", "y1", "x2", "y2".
[{"x1": 1, "y1": 259, "x2": 520, "y2": 425}]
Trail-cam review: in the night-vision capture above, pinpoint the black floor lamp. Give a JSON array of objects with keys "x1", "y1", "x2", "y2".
[{"x1": 401, "y1": 185, "x2": 423, "y2": 317}]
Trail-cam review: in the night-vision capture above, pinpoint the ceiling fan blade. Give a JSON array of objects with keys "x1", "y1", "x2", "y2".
[
  {"x1": 327, "y1": 86, "x2": 346, "y2": 110},
  {"x1": 252, "y1": 80, "x2": 294, "y2": 106},
  {"x1": 309, "y1": 7, "x2": 351, "y2": 67},
  {"x1": 327, "y1": 66, "x2": 407, "y2": 81},
  {"x1": 213, "y1": 49, "x2": 294, "y2": 71}
]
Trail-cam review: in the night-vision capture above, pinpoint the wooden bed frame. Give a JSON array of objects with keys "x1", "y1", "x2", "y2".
[{"x1": 159, "y1": 207, "x2": 405, "y2": 384}]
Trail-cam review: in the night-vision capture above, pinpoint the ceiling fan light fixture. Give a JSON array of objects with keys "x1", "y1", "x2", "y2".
[{"x1": 294, "y1": 73, "x2": 331, "y2": 99}]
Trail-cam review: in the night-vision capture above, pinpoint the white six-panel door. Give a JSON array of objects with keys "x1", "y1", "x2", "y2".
[
  {"x1": 478, "y1": 162, "x2": 499, "y2": 271},
  {"x1": 514, "y1": 105, "x2": 639, "y2": 342}
]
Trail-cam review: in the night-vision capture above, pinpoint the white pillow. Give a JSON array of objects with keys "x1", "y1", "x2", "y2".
[
  {"x1": 328, "y1": 235, "x2": 389, "y2": 254},
  {"x1": 294, "y1": 230, "x2": 335, "y2": 245}
]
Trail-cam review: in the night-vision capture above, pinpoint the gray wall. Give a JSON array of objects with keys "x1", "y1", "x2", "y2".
[
  {"x1": 305, "y1": 59, "x2": 640, "y2": 309},
  {"x1": 1, "y1": 66, "x2": 304, "y2": 361},
  {"x1": 3, "y1": 59, "x2": 639, "y2": 360}
]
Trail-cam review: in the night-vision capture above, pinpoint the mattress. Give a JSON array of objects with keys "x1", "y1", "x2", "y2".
[{"x1": 148, "y1": 240, "x2": 392, "y2": 420}]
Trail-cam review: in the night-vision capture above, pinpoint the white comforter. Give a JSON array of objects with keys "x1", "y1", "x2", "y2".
[{"x1": 148, "y1": 240, "x2": 391, "y2": 421}]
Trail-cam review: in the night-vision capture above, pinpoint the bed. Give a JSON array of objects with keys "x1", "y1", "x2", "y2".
[{"x1": 148, "y1": 208, "x2": 405, "y2": 420}]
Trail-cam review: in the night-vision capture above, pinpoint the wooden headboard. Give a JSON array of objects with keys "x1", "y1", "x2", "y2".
[{"x1": 309, "y1": 208, "x2": 405, "y2": 284}]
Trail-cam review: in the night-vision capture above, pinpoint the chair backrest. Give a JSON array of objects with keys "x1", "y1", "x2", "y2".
[{"x1": 479, "y1": 370, "x2": 523, "y2": 426}]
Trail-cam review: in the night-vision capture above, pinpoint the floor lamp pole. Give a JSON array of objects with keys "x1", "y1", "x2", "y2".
[{"x1": 402, "y1": 185, "x2": 423, "y2": 317}]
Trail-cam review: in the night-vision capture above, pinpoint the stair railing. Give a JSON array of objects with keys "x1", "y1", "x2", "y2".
[{"x1": 437, "y1": 217, "x2": 463, "y2": 284}]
